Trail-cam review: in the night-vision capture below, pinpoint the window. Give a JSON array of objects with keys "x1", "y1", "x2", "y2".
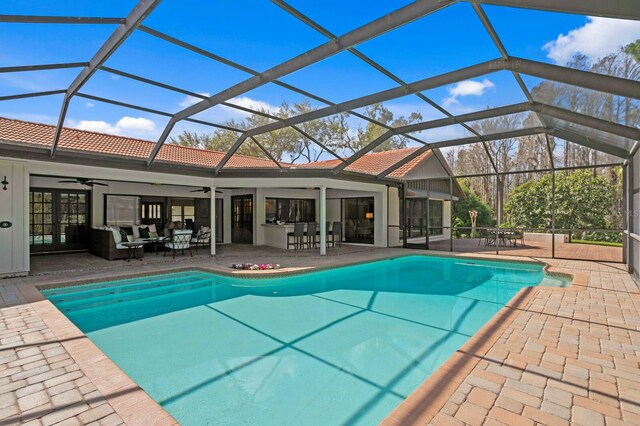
[
  {"x1": 265, "y1": 198, "x2": 315, "y2": 223},
  {"x1": 171, "y1": 203, "x2": 195, "y2": 224},
  {"x1": 105, "y1": 195, "x2": 140, "y2": 225}
]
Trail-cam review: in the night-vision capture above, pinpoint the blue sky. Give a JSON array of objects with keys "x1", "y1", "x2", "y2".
[{"x1": 1, "y1": 1, "x2": 639, "y2": 146}]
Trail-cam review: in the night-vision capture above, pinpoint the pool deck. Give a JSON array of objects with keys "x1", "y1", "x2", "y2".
[{"x1": 1, "y1": 245, "x2": 638, "y2": 425}]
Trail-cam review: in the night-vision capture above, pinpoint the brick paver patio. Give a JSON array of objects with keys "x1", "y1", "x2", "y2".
[{"x1": 1, "y1": 247, "x2": 638, "y2": 425}]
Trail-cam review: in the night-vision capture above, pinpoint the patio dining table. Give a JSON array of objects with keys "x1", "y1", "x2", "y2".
[{"x1": 485, "y1": 229, "x2": 517, "y2": 247}]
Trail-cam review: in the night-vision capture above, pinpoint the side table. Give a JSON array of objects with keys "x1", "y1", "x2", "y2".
[{"x1": 121, "y1": 242, "x2": 145, "y2": 262}]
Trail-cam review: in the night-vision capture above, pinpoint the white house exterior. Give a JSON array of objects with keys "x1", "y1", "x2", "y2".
[{"x1": 0, "y1": 117, "x2": 461, "y2": 277}]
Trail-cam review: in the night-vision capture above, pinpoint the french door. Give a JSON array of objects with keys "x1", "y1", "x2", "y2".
[
  {"x1": 231, "y1": 195, "x2": 253, "y2": 244},
  {"x1": 30, "y1": 189, "x2": 90, "y2": 253},
  {"x1": 141, "y1": 202, "x2": 164, "y2": 229}
]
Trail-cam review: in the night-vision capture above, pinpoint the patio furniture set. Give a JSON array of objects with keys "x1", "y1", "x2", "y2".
[
  {"x1": 90, "y1": 225, "x2": 211, "y2": 261},
  {"x1": 477, "y1": 228, "x2": 525, "y2": 247}
]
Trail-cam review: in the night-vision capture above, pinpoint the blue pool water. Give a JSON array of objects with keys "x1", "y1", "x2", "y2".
[{"x1": 42, "y1": 255, "x2": 568, "y2": 425}]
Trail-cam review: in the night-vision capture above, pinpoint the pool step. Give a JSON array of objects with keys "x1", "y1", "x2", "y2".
[
  {"x1": 53, "y1": 277, "x2": 216, "y2": 312},
  {"x1": 49, "y1": 273, "x2": 211, "y2": 303},
  {"x1": 44, "y1": 271, "x2": 204, "y2": 298}
]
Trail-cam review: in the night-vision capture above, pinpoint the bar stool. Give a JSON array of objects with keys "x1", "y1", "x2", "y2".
[
  {"x1": 325, "y1": 222, "x2": 332, "y2": 247},
  {"x1": 287, "y1": 222, "x2": 305, "y2": 250},
  {"x1": 305, "y1": 222, "x2": 318, "y2": 248},
  {"x1": 331, "y1": 221, "x2": 342, "y2": 247}
]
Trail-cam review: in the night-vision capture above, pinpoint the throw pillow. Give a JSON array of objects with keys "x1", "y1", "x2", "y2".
[
  {"x1": 126, "y1": 235, "x2": 135, "y2": 242},
  {"x1": 132, "y1": 225, "x2": 140, "y2": 239},
  {"x1": 119, "y1": 228, "x2": 128, "y2": 242},
  {"x1": 148, "y1": 224, "x2": 157, "y2": 233},
  {"x1": 139, "y1": 227, "x2": 150, "y2": 239},
  {"x1": 110, "y1": 227, "x2": 122, "y2": 244},
  {"x1": 149, "y1": 231, "x2": 159, "y2": 238}
]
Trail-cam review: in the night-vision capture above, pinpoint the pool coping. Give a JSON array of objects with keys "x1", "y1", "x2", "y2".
[
  {"x1": 22, "y1": 253, "x2": 581, "y2": 425},
  {"x1": 382, "y1": 264, "x2": 588, "y2": 425}
]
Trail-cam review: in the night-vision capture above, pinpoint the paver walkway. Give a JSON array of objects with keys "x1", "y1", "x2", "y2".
[
  {"x1": 386, "y1": 259, "x2": 640, "y2": 425},
  {"x1": 1, "y1": 247, "x2": 638, "y2": 425}
]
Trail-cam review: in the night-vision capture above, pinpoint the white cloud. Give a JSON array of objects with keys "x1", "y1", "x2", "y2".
[
  {"x1": 443, "y1": 79, "x2": 495, "y2": 107},
  {"x1": 543, "y1": 17, "x2": 640, "y2": 64},
  {"x1": 179, "y1": 92, "x2": 210, "y2": 108},
  {"x1": 85, "y1": 102, "x2": 95, "y2": 108},
  {"x1": 178, "y1": 94, "x2": 279, "y2": 123},
  {"x1": 71, "y1": 116, "x2": 157, "y2": 139},
  {"x1": 224, "y1": 96, "x2": 278, "y2": 116},
  {"x1": 74, "y1": 120, "x2": 119, "y2": 134},
  {"x1": 115, "y1": 116, "x2": 156, "y2": 132}
]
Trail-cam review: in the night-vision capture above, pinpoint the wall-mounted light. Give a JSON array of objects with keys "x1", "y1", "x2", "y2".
[
  {"x1": 365, "y1": 212, "x2": 374, "y2": 220},
  {"x1": 1, "y1": 176, "x2": 8, "y2": 191}
]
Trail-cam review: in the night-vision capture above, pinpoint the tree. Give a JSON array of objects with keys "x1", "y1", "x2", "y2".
[
  {"x1": 452, "y1": 182, "x2": 495, "y2": 229},
  {"x1": 169, "y1": 99, "x2": 424, "y2": 162},
  {"x1": 625, "y1": 39, "x2": 640, "y2": 63},
  {"x1": 505, "y1": 170, "x2": 617, "y2": 232}
]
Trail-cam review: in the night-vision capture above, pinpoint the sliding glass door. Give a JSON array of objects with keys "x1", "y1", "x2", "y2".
[{"x1": 343, "y1": 197, "x2": 375, "y2": 244}]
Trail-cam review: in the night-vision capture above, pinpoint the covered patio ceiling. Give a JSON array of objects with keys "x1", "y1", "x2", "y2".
[{"x1": 0, "y1": 0, "x2": 638, "y2": 181}]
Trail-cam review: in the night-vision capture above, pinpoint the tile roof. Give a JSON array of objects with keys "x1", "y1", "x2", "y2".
[
  {"x1": 0, "y1": 117, "x2": 431, "y2": 177},
  {"x1": 295, "y1": 147, "x2": 432, "y2": 177},
  {"x1": 0, "y1": 117, "x2": 279, "y2": 169}
]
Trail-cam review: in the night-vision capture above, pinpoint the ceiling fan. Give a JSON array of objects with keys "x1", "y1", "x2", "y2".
[
  {"x1": 58, "y1": 177, "x2": 108, "y2": 187},
  {"x1": 190, "y1": 187, "x2": 222, "y2": 194}
]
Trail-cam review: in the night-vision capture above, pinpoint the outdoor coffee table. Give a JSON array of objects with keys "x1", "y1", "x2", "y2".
[
  {"x1": 121, "y1": 241, "x2": 145, "y2": 262},
  {"x1": 143, "y1": 237, "x2": 166, "y2": 254}
]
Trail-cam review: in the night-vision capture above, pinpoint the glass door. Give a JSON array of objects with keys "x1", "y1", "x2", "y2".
[
  {"x1": 29, "y1": 189, "x2": 55, "y2": 252},
  {"x1": 342, "y1": 197, "x2": 375, "y2": 244},
  {"x1": 231, "y1": 195, "x2": 253, "y2": 244},
  {"x1": 141, "y1": 202, "x2": 164, "y2": 229},
  {"x1": 30, "y1": 189, "x2": 89, "y2": 253}
]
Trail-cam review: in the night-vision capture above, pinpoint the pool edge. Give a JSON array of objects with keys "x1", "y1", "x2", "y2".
[
  {"x1": 18, "y1": 285, "x2": 179, "y2": 426},
  {"x1": 382, "y1": 266, "x2": 588, "y2": 425},
  {"x1": 22, "y1": 253, "x2": 583, "y2": 426}
]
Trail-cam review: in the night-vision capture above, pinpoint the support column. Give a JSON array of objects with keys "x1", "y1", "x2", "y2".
[
  {"x1": 320, "y1": 186, "x2": 326, "y2": 256},
  {"x1": 449, "y1": 176, "x2": 453, "y2": 252},
  {"x1": 495, "y1": 174, "x2": 499, "y2": 255},
  {"x1": 402, "y1": 184, "x2": 407, "y2": 248},
  {"x1": 627, "y1": 160, "x2": 634, "y2": 274},
  {"x1": 551, "y1": 170, "x2": 556, "y2": 259},
  {"x1": 210, "y1": 187, "x2": 216, "y2": 256},
  {"x1": 623, "y1": 164, "x2": 628, "y2": 266}
]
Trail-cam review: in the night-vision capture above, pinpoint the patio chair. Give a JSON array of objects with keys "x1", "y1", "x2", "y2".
[
  {"x1": 511, "y1": 228, "x2": 525, "y2": 247},
  {"x1": 164, "y1": 229, "x2": 193, "y2": 258},
  {"x1": 477, "y1": 228, "x2": 495, "y2": 246},
  {"x1": 191, "y1": 226, "x2": 211, "y2": 251},
  {"x1": 305, "y1": 222, "x2": 318, "y2": 248},
  {"x1": 287, "y1": 222, "x2": 305, "y2": 250}
]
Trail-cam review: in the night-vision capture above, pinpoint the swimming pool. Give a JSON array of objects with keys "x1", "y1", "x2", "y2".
[{"x1": 42, "y1": 255, "x2": 568, "y2": 425}]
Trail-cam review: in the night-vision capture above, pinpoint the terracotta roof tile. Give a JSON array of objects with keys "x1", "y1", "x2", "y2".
[
  {"x1": 0, "y1": 117, "x2": 280, "y2": 169},
  {"x1": 0, "y1": 117, "x2": 431, "y2": 176},
  {"x1": 296, "y1": 147, "x2": 431, "y2": 177}
]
